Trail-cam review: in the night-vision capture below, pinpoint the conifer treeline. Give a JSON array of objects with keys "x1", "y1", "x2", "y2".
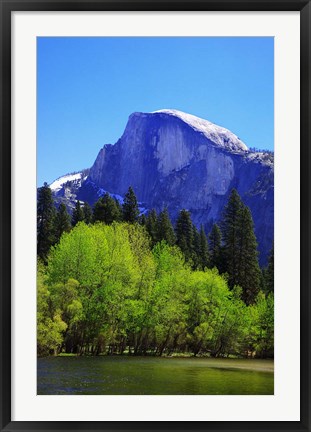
[{"x1": 38, "y1": 184, "x2": 273, "y2": 299}]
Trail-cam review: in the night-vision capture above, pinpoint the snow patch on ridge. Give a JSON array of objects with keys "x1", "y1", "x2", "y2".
[
  {"x1": 50, "y1": 172, "x2": 86, "y2": 192},
  {"x1": 246, "y1": 151, "x2": 274, "y2": 168},
  {"x1": 152, "y1": 109, "x2": 248, "y2": 153}
]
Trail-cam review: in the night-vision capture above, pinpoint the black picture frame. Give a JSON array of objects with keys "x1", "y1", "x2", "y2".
[{"x1": 1, "y1": 1, "x2": 310, "y2": 431}]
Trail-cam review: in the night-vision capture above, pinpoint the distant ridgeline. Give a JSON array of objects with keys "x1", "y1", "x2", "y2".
[{"x1": 47, "y1": 109, "x2": 273, "y2": 266}]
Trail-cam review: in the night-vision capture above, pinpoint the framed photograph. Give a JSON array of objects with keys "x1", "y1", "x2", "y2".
[{"x1": 1, "y1": 0, "x2": 310, "y2": 431}]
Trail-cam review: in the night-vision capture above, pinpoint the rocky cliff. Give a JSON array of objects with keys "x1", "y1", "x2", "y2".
[{"x1": 52, "y1": 110, "x2": 274, "y2": 264}]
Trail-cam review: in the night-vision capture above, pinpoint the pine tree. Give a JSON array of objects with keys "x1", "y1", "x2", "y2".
[
  {"x1": 157, "y1": 208, "x2": 176, "y2": 246},
  {"x1": 192, "y1": 225, "x2": 201, "y2": 269},
  {"x1": 260, "y1": 268, "x2": 267, "y2": 293},
  {"x1": 236, "y1": 205, "x2": 261, "y2": 304},
  {"x1": 92, "y1": 198, "x2": 103, "y2": 223},
  {"x1": 221, "y1": 189, "x2": 261, "y2": 304},
  {"x1": 175, "y1": 209, "x2": 194, "y2": 263},
  {"x1": 93, "y1": 193, "x2": 121, "y2": 224},
  {"x1": 37, "y1": 182, "x2": 56, "y2": 262},
  {"x1": 199, "y1": 225, "x2": 209, "y2": 269},
  {"x1": 208, "y1": 223, "x2": 222, "y2": 270},
  {"x1": 221, "y1": 189, "x2": 243, "y2": 287},
  {"x1": 54, "y1": 203, "x2": 71, "y2": 243},
  {"x1": 265, "y1": 243, "x2": 274, "y2": 294},
  {"x1": 115, "y1": 198, "x2": 123, "y2": 220},
  {"x1": 146, "y1": 209, "x2": 158, "y2": 246},
  {"x1": 82, "y1": 202, "x2": 92, "y2": 224},
  {"x1": 72, "y1": 200, "x2": 84, "y2": 227},
  {"x1": 122, "y1": 186, "x2": 139, "y2": 223},
  {"x1": 139, "y1": 213, "x2": 147, "y2": 226}
]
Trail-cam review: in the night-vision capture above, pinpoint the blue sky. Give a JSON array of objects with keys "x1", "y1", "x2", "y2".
[{"x1": 37, "y1": 37, "x2": 274, "y2": 186}]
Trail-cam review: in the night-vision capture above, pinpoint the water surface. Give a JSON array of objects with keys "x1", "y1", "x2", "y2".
[{"x1": 37, "y1": 356, "x2": 274, "y2": 395}]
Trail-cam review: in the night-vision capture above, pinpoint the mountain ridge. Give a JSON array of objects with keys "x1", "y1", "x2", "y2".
[{"x1": 50, "y1": 109, "x2": 274, "y2": 264}]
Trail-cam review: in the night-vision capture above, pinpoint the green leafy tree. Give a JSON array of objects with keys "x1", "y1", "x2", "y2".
[
  {"x1": 38, "y1": 214, "x2": 273, "y2": 357},
  {"x1": 209, "y1": 285, "x2": 248, "y2": 357},
  {"x1": 208, "y1": 223, "x2": 222, "y2": 270},
  {"x1": 152, "y1": 242, "x2": 189, "y2": 355},
  {"x1": 54, "y1": 203, "x2": 71, "y2": 244},
  {"x1": 157, "y1": 208, "x2": 176, "y2": 246},
  {"x1": 122, "y1": 186, "x2": 139, "y2": 223},
  {"x1": 72, "y1": 200, "x2": 84, "y2": 227},
  {"x1": 37, "y1": 183, "x2": 56, "y2": 262},
  {"x1": 245, "y1": 292, "x2": 274, "y2": 358},
  {"x1": 47, "y1": 222, "x2": 155, "y2": 355},
  {"x1": 49, "y1": 278, "x2": 84, "y2": 354},
  {"x1": 37, "y1": 263, "x2": 67, "y2": 356}
]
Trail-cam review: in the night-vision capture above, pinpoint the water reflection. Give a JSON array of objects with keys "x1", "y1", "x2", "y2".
[{"x1": 37, "y1": 356, "x2": 274, "y2": 395}]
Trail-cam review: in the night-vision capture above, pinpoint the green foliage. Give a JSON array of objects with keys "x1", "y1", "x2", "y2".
[
  {"x1": 265, "y1": 243, "x2": 274, "y2": 294},
  {"x1": 236, "y1": 205, "x2": 261, "y2": 304},
  {"x1": 157, "y1": 208, "x2": 176, "y2": 246},
  {"x1": 54, "y1": 203, "x2": 71, "y2": 243},
  {"x1": 221, "y1": 189, "x2": 261, "y2": 304},
  {"x1": 93, "y1": 193, "x2": 121, "y2": 224},
  {"x1": 72, "y1": 200, "x2": 84, "y2": 227},
  {"x1": 139, "y1": 213, "x2": 147, "y2": 226},
  {"x1": 82, "y1": 202, "x2": 93, "y2": 224},
  {"x1": 192, "y1": 226, "x2": 201, "y2": 269},
  {"x1": 208, "y1": 223, "x2": 222, "y2": 270},
  {"x1": 122, "y1": 186, "x2": 139, "y2": 223},
  {"x1": 46, "y1": 222, "x2": 155, "y2": 354},
  {"x1": 38, "y1": 222, "x2": 273, "y2": 358},
  {"x1": 175, "y1": 209, "x2": 194, "y2": 263},
  {"x1": 244, "y1": 292, "x2": 274, "y2": 358},
  {"x1": 37, "y1": 183, "x2": 56, "y2": 262},
  {"x1": 37, "y1": 263, "x2": 67, "y2": 356},
  {"x1": 221, "y1": 189, "x2": 243, "y2": 287},
  {"x1": 146, "y1": 209, "x2": 158, "y2": 247},
  {"x1": 38, "y1": 184, "x2": 273, "y2": 358},
  {"x1": 198, "y1": 225, "x2": 209, "y2": 270}
]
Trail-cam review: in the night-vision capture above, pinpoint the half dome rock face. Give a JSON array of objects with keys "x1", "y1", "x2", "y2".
[
  {"x1": 75, "y1": 109, "x2": 273, "y2": 264},
  {"x1": 88, "y1": 110, "x2": 247, "y2": 200},
  {"x1": 152, "y1": 109, "x2": 248, "y2": 152}
]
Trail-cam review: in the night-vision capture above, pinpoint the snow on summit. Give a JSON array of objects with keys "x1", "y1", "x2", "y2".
[{"x1": 152, "y1": 109, "x2": 248, "y2": 153}]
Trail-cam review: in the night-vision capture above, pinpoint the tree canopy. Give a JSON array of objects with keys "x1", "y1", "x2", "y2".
[
  {"x1": 38, "y1": 221, "x2": 273, "y2": 358},
  {"x1": 37, "y1": 185, "x2": 273, "y2": 357}
]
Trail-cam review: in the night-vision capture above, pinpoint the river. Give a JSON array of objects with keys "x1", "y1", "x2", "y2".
[{"x1": 37, "y1": 356, "x2": 274, "y2": 395}]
